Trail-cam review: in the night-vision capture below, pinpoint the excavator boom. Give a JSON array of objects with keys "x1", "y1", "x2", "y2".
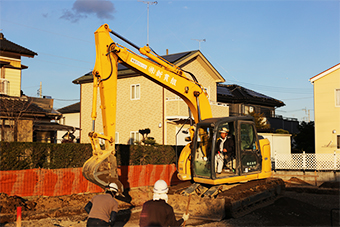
[
  {"x1": 82, "y1": 24, "x2": 284, "y2": 219},
  {"x1": 83, "y1": 24, "x2": 212, "y2": 192}
]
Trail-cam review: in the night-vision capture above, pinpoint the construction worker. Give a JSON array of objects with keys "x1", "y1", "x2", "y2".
[
  {"x1": 85, "y1": 183, "x2": 119, "y2": 227},
  {"x1": 215, "y1": 127, "x2": 235, "y2": 173},
  {"x1": 215, "y1": 128, "x2": 228, "y2": 173},
  {"x1": 139, "y1": 179, "x2": 189, "y2": 227}
]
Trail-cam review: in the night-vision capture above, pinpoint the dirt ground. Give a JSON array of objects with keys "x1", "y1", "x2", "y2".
[{"x1": 0, "y1": 181, "x2": 339, "y2": 227}]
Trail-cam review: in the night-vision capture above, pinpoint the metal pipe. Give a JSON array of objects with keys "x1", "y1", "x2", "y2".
[
  {"x1": 196, "y1": 96, "x2": 201, "y2": 122},
  {"x1": 110, "y1": 30, "x2": 140, "y2": 51}
]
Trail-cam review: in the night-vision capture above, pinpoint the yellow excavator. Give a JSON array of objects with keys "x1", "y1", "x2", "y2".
[{"x1": 83, "y1": 24, "x2": 284, "y2": 220}]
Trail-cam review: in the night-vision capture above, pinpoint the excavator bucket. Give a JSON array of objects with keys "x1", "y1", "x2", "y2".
[{"x1": 82, "y1": 148, "x2": 124, "y2": 195}]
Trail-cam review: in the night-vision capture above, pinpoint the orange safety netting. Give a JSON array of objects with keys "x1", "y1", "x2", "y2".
[{"x1": 0, "y1": 164, "x2": 180, "y2": 197}]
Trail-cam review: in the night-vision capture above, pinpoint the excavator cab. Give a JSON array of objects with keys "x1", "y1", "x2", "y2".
[{"x1": 192, "y1": 116, "x2": 264, "y2": 185}]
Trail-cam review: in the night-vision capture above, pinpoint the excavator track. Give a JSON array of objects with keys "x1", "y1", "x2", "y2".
[{"x1": 167, "y1": 178, "x2": 284, "y2": 220}]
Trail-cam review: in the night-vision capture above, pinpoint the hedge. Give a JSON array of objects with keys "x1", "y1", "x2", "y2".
[{"x1": 0, "y1": 142, "x2": 184, "y2": 170}]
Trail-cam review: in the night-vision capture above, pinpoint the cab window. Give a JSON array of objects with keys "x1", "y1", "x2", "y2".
[
  {"x1": 193, "y1": 125, "x2": 213, "y2": 178},
  {"x1": 239, "y1": 122, "x2": 261, "y2": 173}
]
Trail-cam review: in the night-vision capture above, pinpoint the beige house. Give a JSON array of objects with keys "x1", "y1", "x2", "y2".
[
  {"x1": 0, "y1": 33, "x2": 73, "y2": 143},
  {"x1": 309, "y1": 63, "x2": 340, "y2": 154},
  {"x1": 0, "y1": 33, "x2": 37, "y2": 96},
  {"x1": 57, "y1": 102, "x2": 80, "y2": 143},
  {"x1": 73, "y1": 50, "x2": 229, "y2": 145}
]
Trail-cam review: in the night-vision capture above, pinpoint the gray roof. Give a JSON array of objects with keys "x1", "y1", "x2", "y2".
[
  {"x1": 57, "y1": 102, "x2": 80, "y2": 114},
  {"x1": 0, "y1": 33, "x2": 37, "y2": 57},
  {"x1": 217, "y1": 84, "x2": 285, "y2": 108},
  {"x1": 72, "y1": 51, "x2": 197, "y2": 84},
  {"x1": 0, "y1": 95, "x2": 61, "y2": 119}
]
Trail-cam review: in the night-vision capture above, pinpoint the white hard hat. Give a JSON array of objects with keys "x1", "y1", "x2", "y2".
[
  {"x1": 106, "y1": 183, "x2": 119, "y2": 192},
  {"x1": 153, "y1": 180, "x2": 168, "y2": 194},
  {"x1": 219, "y1": 127, "x2": 229, "y2": 133}
]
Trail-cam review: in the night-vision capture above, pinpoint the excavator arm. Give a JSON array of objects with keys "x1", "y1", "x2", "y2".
[
  {"x1": 82, "y1": 25, "x2": 284, "y2": 220},
  {"x1": 82, "y1": 24, "x2": 212, "y2": 192},
  {"x1": 95, "y1": 24, "x2": 212, "y2": 122}
]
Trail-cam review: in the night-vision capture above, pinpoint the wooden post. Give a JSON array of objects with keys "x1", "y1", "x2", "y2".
[
  {"x1": 183, "y1": 194, "x2": 191, "y2": 227},
  {"x1": 314, "y1": 170, "x2": 317, "y2": 186},
  {"x1": 16, "y1": 206, "x2": 21, "y2": 227}
]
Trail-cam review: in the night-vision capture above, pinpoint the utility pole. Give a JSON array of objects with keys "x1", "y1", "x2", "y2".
[
  {"x1": 192, "y1": 39, "x2": 206, "y2": 50},
  {"x1": 303, "y1": 108, "x2": 310, "y2": 122},
  {"x1": 37, "y1": 82, "x2": 42, "y2": 98},
  {"x1": 138, "y1": 0, "x2": 157, "y2": 45}
]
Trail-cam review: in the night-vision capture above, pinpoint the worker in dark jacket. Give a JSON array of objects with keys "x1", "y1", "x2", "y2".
[
  {"x1": 139, "y1": 180, "x2": 189, "y2": 227},
  {"x1": 85, "y1": 183, "x2": 119, "y2": 227},
  {"x1": 216, "y1": 127, "x2": 235, "y2": 173}
]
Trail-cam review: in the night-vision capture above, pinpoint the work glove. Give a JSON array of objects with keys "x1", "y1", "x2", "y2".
[{"x1": 182, "y1": 213, "x2": 189, "y2": 221}]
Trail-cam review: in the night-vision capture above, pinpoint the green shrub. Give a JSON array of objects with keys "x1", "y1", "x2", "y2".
[
  {"x1": 0, "y1": 142, "x2": 184, "y2": 170},
  {"x1": 275, "y1": 129, "x2": 289, "y2": 134}
]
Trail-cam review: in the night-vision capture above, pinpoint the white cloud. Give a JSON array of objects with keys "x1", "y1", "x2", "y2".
[{"x1": 60, "y1": 0, "x2": 115, "y2": 23}]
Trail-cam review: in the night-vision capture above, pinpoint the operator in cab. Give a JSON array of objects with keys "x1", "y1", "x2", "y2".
[
  {"x1": 85, "y1": 183, "x2": 119, "y2": 227},
  {"x1": 139, "y1": 180, "x2": 189, "y2": 227},
  {"x1": 215, "y1": 127, "x2": 235, "y2": 174}
]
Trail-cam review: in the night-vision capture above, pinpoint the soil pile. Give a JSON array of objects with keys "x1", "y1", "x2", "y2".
[
  {"x1": 1, "y1": 181, "x2": 339, "y2": 227},
  {"x1": 0, "y1": 188, "x2": 151, "y2": 224}
]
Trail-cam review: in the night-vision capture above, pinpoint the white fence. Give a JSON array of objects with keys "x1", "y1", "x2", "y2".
[{"x1": 274, "y1": 151, "x2": 340, "y2": 171}]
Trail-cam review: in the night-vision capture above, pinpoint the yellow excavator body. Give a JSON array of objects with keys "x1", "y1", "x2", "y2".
[{"x1": 82, "y1": 24, "x2": 284, "y2": 220}]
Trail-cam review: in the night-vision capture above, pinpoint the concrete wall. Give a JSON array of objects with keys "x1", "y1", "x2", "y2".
[
  {"x1": 273, "y1": 170, "x2": 340, "y2": 185},
  {"x1": 259, "y1": 133, "x2": 292, "y2": 159}
]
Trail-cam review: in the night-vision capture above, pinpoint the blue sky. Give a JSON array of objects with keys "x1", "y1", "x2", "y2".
[{"x1": 1, "y1": 0, "x2": 339, "y2": 122}]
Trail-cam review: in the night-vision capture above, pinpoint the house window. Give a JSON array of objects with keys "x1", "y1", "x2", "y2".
[
  {"x1": 336, "y1": 89, "x2": 340, "y2": 107},
  {"x1": 131, "y1": 84, "x2": 140, "y2": 100},
  {"x1": 130, "y1": 131, "x2": 140, "y2": 144}
]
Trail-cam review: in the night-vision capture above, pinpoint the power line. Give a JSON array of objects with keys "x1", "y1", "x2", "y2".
[
  {"x1": 204, "y1": 53, "x2": 311, "y2": 95},
  {"x1": 282, "y1": 96, "x2": 313, "y2": 101},
  {"x1": 39, "y1": 52, "x2": 93, "y2": 64},
  {"x1": 53, "y1": 98, "x2": 80, "y2": 101},
  {"x1": 227, "y1": 80, "x2": 312, "y2": 94},
  {"x1": 1, "y1": 19, "x2": 92, "y2": 43},
  {"x1": 27, "y1": 58, "x2": 92, "y2": 70}
]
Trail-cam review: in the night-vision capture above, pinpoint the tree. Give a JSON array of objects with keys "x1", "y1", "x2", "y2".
[
  {"x1": 0, "y1": 96, "x2": 34, "y2": 142},
  {"x1": 275, "y1": 129, "x2": 289, "y2": 134},
  {"x1": 293, "y1": 121, "x2": 315, "y2": 153},
  {"x1": 249, "y1": 112, "x2": 271, "y2": 130},
  {"x1": 138, "y1": 128, "x2": 151, "y2": 145}
]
